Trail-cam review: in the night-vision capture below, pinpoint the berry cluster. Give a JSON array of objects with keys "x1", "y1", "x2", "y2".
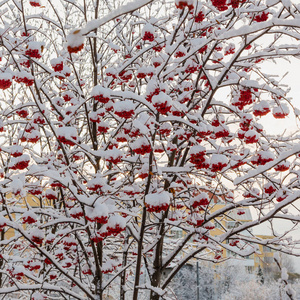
[
  {"x1": 45, "y1": 191, "x2": 57, "y2": 200},
  {"x1": 22, "y1": 216, "x2": 37, "y2": 224},
  {"x1": 33, "y1": 115, "x2": 45, "y2": 124},
  {"x1": 52, "y1": 62, "x2": 63, "y2": 72},
  {"x1": 191, "y1": 197, "x2": 209, "y2": 209},
  {"x1": 276, "y1": 191, "x2": 287, "y2": 202},
  {"x1": 214, "y1": 127, "x2": 230, "y2": 138},
  {"x1": 94, "y1": 93, "x2": 110, "y2": 103},
  {"x1": 152, "y1": 45, "x2": 163, "y2": 52},
  {"x1": 106, "y1": 156, "x2": 122, "y2": 165},
  {"x1": 29, "y1": 1, "x2": 41, "y2": 6},
  {"x1": 25, "y1": 49, "x2": 41, "y2": 59},
  {"x1": 31, "y1": 235, "x2": 43, "y2": 245},
  {"x1": 132, "y1": 144, "x2": 152, "y2": 155},
  {"x1": 190, "y1": 152, "x2": 206, "y2": 169},
  {"x1": 67, "y1": 44, "x2": 84, "y2": 54},
  {"x1": 119, "y1": 70, "x2": 132, "y2": 82},
  {"x1": 20, "y1": 60, "x2": 31, "y2": 68},
  {"x1": 24, "y1": 260, "x2": 41, "y2": 271},
  {"x1": 264, "y1": 183, "x2": 276, "y2": 195},
  {"x1": 211, "y1": 0, "x2": 228, "y2": 11},
  {"x1": 10, "y1": 159, "x2": 30, "y2": 170},
  {"x1": 195, "y1": 11, "x2": 205, "y2": 23},
  {"x1": 97, "y1": 124, "x2": 109, "y2": 134},
  {"x1": 251, "y1": 153, "x2": 274, "y2": 166},
  {"x1": 142, "y1": 31, "x2": 155, "y2": 42},
  {"x1": 146, "y1": 203, "x2": 169, "y2": 213},
  {"x1": 210, "y1": 161, "x2": 227, "y2": 172},
  {"x1": 175, "y1": 1, "x2": 194, "y2": 10},
  {"x1": 114, "y1": 109, "x2": 134, "y2": 119},
  {"x1": 15, "y1": 75, "x2": 34, "y2": 86},
  {"x1": 273, "y1": 111, "x2": 288, "y2": 119},
  {"x1": 0, "y1": 78, "x2": 12, "y2": 90},
  {"x1": 106, "y1": 224, "x2": 126, "y2": 236},
  {"x1": 274, "y1": 161, "x2": 290, "y2": 172},
  {"x1": 254, "y1": 12, "x2": 269, "y2": 22},
  {"x1": 70, "y1": 210, "x2": 84, "y2": 219},
  {"x1": 244, "y1": 130, "x2": 259, "y2": 144},
  {"x1": 146, "y1": 88, "x2": 161, "y2": 102},
  {"x1": 232, "y1": 89, "x2": 253, "y2": 110},
  {"x1": 174, "y1": 51, "x2": 186, "y2": 58},
  {"x1": 57, "y1": 135, "x2": 77, "y2": 146},
  {"x1": 137, "y1": 71, "x2": 147, "y2": 79},
  {"x1": 8, "y1": 269, "x2": 24, "y2": 280},
  {"x1": 253, "y1": 105, "x2": 270, "y2": 117},
  {"x1": 229, "y1": 240, "x2": 239, "y2": 247},
  {"x1": 16, "y1": 109, "x2": 29, "y2": 118},
  {"x1": 153, "y1": 101, "x2": 172, "y2": 114},
  {"x1": 187, "y1": 216, "x2": 204, "y2": 227},
  {"x1": 87, "y1": 184, "x2": 103, "y2": 192}
]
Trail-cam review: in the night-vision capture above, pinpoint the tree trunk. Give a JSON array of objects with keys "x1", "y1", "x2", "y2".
[{"x1": 120, "y1": 233, "x2": 129, "y2": 300}]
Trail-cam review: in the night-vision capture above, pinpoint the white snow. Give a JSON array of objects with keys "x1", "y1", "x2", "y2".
[
  {"x1": 82, "y1": 0, "x2": 154, "y2": 35},
  {"x1": 145, "y1": 191, "x2": 170, "y2": 207}
]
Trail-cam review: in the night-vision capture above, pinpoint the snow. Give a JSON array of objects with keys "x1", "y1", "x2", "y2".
[
  {"x1": 235, "y1": 144, "x2": 300, "y2": 185},
  {"x1": 15, "y1": 70, "x2": 34, "y2": 80},
  {"x1": 22, "y1": 210, "x2": 37, "y2": 221},
  {"x1": 82, "y1": 0, "x2": 154, "y2": 35},
  {"x1": 114, "y1": 99, "x2": 135, "y2": 112},
  {"x1": 10, "y1": 145, "x2": 23, "y2": 155},
  {"x1": 0, "y1": 215, "x2": 7, "y2": 226},
  {"x1": 91, "y1": 85, "x2": 111, "y2": 98},
  {"x1": 30, "y1": 228, "x2": 45, "y2": 239},
  {"x1": 152, "y1": 92, "x2": 172, "y2": 106},
  {"x1": 210, "y1": 154, "x2": 228, "y2": 165},
  {"x1": 145, "y1": 191, "x2": 170, "y2": 207},
  {"x1": 0, "y1": 72, "x2": 12, "y2": 80},
  {"x1": 50, "y1": 57, "x2": 63, "y2": 66},
  {"x1": 57, "y1": 126, "x2": 78, "y2": 140},
  {"x1": 281, "y1": 267, "x2": 289, "y2": 281},
  {"x1": 66, "y1": 29, "x2": 84, "y2": 48},
  {"x1": 107, "y1": 215, "x2": 126, "y2": 228},
  {"x1": 244, "y1": 129, "x2": 259, "y2": 140},
  {"x1": 272, "y1": 103, "x2": 290, "y2": 115},
  {"x1": 27, "y1": 41, "x2": 42, "y2": 50},
  {"x1": 131, "y1": 136, "x2": 150, "y2": 149},
  {"x1": 142, "y1": 23, "x2": 155, "y2": 35},
  {"x1": 2, "y1": 1, "x2": 300, "y2": 299},
  {"x1": 104, "y1": 149, "x2": 123, "y2": 160}
]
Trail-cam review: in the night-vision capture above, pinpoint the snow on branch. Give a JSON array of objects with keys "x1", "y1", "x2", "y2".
[
  {"x1": 81, "y1": 0, "x2": 154, "y2": 35},
  {"x1": 137, "y1": 283, "x2": 166, "y2": 296},
  {"x1": 234, "y1": 144, "x2": 300, "y2": 185}
]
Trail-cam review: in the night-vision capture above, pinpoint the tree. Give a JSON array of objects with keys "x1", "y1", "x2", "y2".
[
  {"x1": 171, "y1": 263, "x2": 215, "y2": 300},
  {"x1": 0, "y1": 0, "x2": 300, "y2": 299},
  {"x1": 257, "y1": 265, "x2": 264, "y2": 284},
  {"x1": 171, "y1": 262, "x2": 253, "y2": 300}
]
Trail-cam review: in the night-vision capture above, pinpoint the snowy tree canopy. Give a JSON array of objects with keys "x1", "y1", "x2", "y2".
[{"x1": 0, "y1": 0, "x2": 300, "y2": 299}]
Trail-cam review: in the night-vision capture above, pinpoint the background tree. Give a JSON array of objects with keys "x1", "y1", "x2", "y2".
[
  {"x1": 258, "y1": 265, "x2": 264, "y2": 284},
  {"x1": 0, "y1": 0, "x2": 300, "y2": 299}
]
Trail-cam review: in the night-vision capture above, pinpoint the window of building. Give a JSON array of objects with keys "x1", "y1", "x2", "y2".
[
  {"x1": 264, "y1": 257, "x2": 274, "y2": 264},
  {"x1": 227, "y1": 250, "x2": 237, "y2": 257},
  {"x1": 263, "y1": 246, "x2": 272, "y2": 252},
  {"x1": 215, "y1": 221, "x2": 222, "y2": 229},
  {"x1": 170, "y1": 229, "x2": 183, "y2": 239},
  {"x1": 227, "y1": 221, "x2": 236, "y2": 229}
]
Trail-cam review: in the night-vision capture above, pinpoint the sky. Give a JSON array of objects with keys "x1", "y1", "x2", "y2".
[{"x1": 256, "y1": 56, "x2": 300, "y2": 272}]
